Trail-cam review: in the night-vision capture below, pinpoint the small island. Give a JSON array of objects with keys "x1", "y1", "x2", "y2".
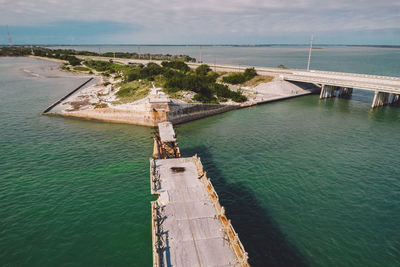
[{"x1": 1, "y1": 46, "x2": 314, "y2": 126}]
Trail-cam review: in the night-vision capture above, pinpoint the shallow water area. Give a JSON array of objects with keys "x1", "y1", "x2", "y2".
[
  {"x1": 1, "y1": 52, "x2": 400, "y2": 266},
  {"x1": 0, "y1": 57, "x2": 153, "y2": 266}
]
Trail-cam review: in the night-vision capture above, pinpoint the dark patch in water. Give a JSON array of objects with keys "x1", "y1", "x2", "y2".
[{"x1": 183, "y1": 146, "x2": 308, "y2": 267}]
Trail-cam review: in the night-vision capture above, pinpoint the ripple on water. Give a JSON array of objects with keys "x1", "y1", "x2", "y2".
[{"x1": 1, "y1": 57, "x2": 400, "y2": 266}]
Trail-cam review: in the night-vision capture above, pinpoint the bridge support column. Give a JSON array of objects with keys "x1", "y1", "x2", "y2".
[
  {"x1": 371, "y1": 91, "x2": 390, "y2": 108},
  {"x1": 338, "y1": 87, "x2": 353, "y2": 98},
  {"x1": 319, "y1": 85, "x2": 336, "y2": 99},
  {"x1": 389, "y1": 94, "x2": 400, "y2": 107}
]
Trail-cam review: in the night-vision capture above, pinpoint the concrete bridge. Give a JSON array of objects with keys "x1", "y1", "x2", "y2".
[
  {"x1": 282, "y1": 70, "x2": 400, "y2": 108},
  {"x1": 78, "y1": 55, "x2": 400, "y2": 108}
]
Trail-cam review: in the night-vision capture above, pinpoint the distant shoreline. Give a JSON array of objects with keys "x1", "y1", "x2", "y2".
[{"x1": 1, "y1": 44, "x2": 399, "y2": 49}]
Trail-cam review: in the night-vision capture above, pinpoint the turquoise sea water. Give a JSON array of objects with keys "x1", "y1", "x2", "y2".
[
  {"x1": 48, "y1": 45, "x2": 400, "y2": 77},
  {"x1": 1, "y1": 49, "x2": 400, "y2": 266}
]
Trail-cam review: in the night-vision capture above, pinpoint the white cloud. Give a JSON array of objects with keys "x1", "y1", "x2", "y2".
[{"x1": 0, "y1": 0, "x2": 399, "y2": 43}]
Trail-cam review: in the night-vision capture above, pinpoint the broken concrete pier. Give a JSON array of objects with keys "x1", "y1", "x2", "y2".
[{"x1": 150, "y1": 122, "x2": 249, "y2": 267}]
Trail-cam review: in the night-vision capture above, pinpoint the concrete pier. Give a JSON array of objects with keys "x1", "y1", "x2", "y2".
[
  {"x1": 319, "y1": 85, "x2": 336, "y2": 99},
  {"x1": 320, "y1": 86, "x2": 353, "y2": 99},
  {"x1": 338, "y1": 87, "x2": 353, "y2": 98},
  {"x1": 371, "y1": 91, "x2": 400, "y2": 108},
  {"x1": 150, "y1": 123, "x2": 249, "y2": 267},
  {"x1": 391, "y1": 94, "x2": 400, "y2": 107},
  {"x1": 153, "y1": 122, "x2": 181, "y2": 159}
]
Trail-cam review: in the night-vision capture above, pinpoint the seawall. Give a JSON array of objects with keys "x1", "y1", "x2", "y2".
[{"x1": 58, "y1": 102, "x2": 237, "y2": 126}]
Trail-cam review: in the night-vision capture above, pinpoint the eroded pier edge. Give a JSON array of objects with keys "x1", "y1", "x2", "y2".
[{"x1": 150, "y1": 122, "x2": 249, "y2": 266}]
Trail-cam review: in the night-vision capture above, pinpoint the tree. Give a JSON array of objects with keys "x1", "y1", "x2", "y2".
[
  {"x1": 161, "y1": 60, "x2": 190, "y2": 72},
  {"x1": 196, "y1": 64, "x2": 211, "y2": 76},
  {"x1": 67, "y1": 56, "x2": 81, "y2": 66},
  {"x1": 244, "y1": 67, "x2": 257, "y2": 79}
]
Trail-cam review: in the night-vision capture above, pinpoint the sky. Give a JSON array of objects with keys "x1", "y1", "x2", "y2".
[{"x1": 0, "y1": 0, "x2": 399, "y2": 45}]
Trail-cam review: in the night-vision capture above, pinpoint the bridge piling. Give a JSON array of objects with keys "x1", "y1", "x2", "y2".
[
  {"x1": 371, "y1": 91, "x2": 391, "y2": 108},
  {"x1": 319, "y1": 85, "x2": 336, "y2": 99},
  {"x1": 338, "y1": 87, "x2": 353, "y2": 98},
  {"x1": 391, "y1": 94, "x2": 400, "y2": 107}
]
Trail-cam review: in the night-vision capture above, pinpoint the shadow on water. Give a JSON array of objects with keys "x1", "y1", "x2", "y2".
[{"x1": 182, "y1": 146, "x2": 309, "y2": 267}]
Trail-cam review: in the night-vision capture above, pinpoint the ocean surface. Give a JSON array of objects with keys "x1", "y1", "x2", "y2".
[
  {"x1": 48, "y1": 45, "x2": 400, "y2": 77},
  {"x1": 1, "y1": 47, "x2": 400, "y2": 266}
]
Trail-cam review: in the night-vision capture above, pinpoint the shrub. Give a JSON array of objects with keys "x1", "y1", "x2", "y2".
[
  {"x1": 244, "y1": 67, "x2": 257, "y2": 79},
  {"x1": 222, "y1": 68, "x2": 257, "y2": 84},
  {"x1": 161, "y1": 60, "x2": 190, "y2": 72},
  {"x1": 74, "y1": 66, "x2": 90, "y2": 71},
  {"x1": 222, "y1": 73, "x2": 247, "y2": 84},
  {"x1": 196, "y1": 64, "x2": 211, "y2": 76},
  {"x1": 139, "y1": 63, "x2": 163, "y2": 78},
  {"x1": 67, "y1": 56, "x2": 81, "y2": 66}
]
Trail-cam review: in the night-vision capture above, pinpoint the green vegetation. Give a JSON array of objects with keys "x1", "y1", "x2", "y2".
[
  {"x1": 161, "y1": 60, "x2": 190, "y2": 72},
  {"x1": 67, "y1": 56, "x2": 81, "y2": 66},
  {"x1": 0, "y1": 46, "x2": 196, "y2": 62},
  {"x1": 83, "y1": 60, "x2": 122, "y2": 72},
  {"x1": 73, "y1": 66, "x2": 90, "y2": 72},
  {"x1": 277, "y1": 64, "x2": 288, "y2": 69},
  {"x1": 0, "y1": 46, "x2": 246, "y2": 103},
  {"x1": 222, "y1": 68, "x2": 258, "y2": 84},
  {"x1": 163, "y1": 62, "x2": 247, "y2": 103},
  {"x1": 196, "y1": 64, "x2": 211, "y2": 76},
  {"x1": 238, "y1": 75, "x2": 274, "y2": 87},
  {"x1": 118, "y1": 61, "x2": 247, "y2": 103},
  {"x1": 116, "y1": 80, "x2": 153, "y2": 103}
]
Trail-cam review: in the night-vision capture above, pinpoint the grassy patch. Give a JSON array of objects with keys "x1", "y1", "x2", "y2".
[
  {"x1": 242, "y1": 75, "x2": 274, "y2": 87},
  {"x1": 116, "y1": 80, "x2": 152, "y2": 103}
]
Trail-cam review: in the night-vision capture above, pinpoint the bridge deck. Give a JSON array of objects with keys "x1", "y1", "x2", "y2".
[{"x1": 283, "y1": 71, "x2": 400, "y2": 94}]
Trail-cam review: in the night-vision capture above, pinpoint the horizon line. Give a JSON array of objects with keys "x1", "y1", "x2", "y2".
[{"x1": 1, "y1": 43, "x2": 399, "y2": 47}]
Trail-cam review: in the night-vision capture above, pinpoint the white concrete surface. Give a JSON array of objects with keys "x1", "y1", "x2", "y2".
[
  {"x1": 158, "y1": 122, "x2": 176, "y2": 143},
  {"x1": 153, "y1": 158, "x2": 239, "y2": 267}
]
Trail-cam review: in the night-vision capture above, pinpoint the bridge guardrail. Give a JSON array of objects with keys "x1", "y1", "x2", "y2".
[{"x1": 283, "y1": 75, "x2": 400, "y2": 94}]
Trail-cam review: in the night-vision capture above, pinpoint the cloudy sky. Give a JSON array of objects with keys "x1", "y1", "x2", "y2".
[{"x1": 0, "y1": 0, "x2": 399, "y2": 45}]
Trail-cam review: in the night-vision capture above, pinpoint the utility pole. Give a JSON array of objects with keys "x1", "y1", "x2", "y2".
[
  {"x1": 6, "y1": 25, "x2": 12, "y2": 47},
  {"x1": 307, "y1": 34, "x2": 313, "y2": 71},
  {"x1": 199, "y1": 45, "x2": 202, "y2": 63}
]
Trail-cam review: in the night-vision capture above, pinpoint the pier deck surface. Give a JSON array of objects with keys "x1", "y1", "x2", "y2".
[
  {"x1": 158, "y1": 122, "x2": 176, "y2": 143},
  {"x1": 152, "y1": 157, "x2": 239, "y2": 267}
]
